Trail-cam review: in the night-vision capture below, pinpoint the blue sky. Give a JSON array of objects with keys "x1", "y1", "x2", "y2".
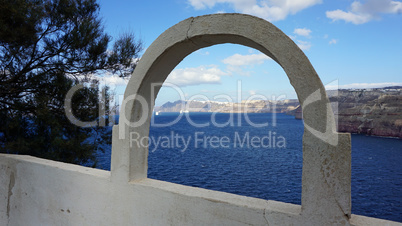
[{"x1": 98, "y1": 0, "x2": 402, "y2": 106}]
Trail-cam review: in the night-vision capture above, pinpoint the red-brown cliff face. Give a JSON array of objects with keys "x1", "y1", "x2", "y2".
[
  {"x1": 328, "y1": 88, "x2": 402, "y2": 138},
  {"x1": 293, "y1": 105, "x2": 302, "y2": 120}
]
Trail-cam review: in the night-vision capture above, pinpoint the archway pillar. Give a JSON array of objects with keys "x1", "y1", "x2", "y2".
[{"x1": 301, "y1": 130, "x2": 351, "y2": 222}]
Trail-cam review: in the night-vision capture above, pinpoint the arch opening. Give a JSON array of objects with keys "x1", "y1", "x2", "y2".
[{"x1": 148, "y1": 43, "x2": 304, "y2": 204}]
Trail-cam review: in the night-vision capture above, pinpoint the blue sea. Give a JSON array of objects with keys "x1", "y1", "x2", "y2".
[{"x1": 95, "y1": 113, "x2": 402, "y2": 222}]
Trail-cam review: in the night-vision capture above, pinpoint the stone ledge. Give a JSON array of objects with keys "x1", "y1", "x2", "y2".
[{"x1": 1, "y1": 154, "x2": 400, "y2": 225}]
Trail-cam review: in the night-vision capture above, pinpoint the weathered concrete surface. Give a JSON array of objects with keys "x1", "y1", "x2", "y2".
[
  {"x1": 0, "y1": 13, "x2": 399, "y2": 225},
  {"x1": 0, "y1": 155, "x2": 271, "y2": 225},
  {"x1": 1, "y1": 154, "x2": 401, "y2": 225}
]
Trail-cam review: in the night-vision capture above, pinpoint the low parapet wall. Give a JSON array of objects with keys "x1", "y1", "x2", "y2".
[{"x1": 0, "y1": 154, "x2": 400, "y2": 226}]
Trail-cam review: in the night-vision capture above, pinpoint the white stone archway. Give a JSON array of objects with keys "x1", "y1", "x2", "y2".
[{"x1": 112, "y1": 13, "x2": 352, "y2": 224}]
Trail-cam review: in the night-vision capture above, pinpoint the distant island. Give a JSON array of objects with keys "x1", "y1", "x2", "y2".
[{"x1": 155, "y1": 87, "x2": 402, "y2": 138}]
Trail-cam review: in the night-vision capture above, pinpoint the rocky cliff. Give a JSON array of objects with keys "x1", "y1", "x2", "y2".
[
  {"x1": 155, "y1": 87, "x2": 402, "y2": 138},
  {"x1": 155, "y1": 99, "x2": 299, "y2": 114},
  {"x1": 328, "y1": 88, "x2": 402, "y2": 138}
]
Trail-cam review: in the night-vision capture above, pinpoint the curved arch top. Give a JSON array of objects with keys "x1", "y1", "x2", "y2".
[
  {"x1": 123, "y1": 13, "x2": 335, "y2": 135},
  {"x1": 112, "y1": 13, "x2": 351, "y2": 223}
]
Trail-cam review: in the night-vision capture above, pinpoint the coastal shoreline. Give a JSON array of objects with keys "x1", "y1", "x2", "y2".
[{"x1": 155, "y1": 87, "x2": 402, "y2": 139}]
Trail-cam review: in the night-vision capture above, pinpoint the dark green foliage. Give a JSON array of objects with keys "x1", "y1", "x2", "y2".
[{"x1": 0, "y1": 0, "x2": 142, "y2": 165}]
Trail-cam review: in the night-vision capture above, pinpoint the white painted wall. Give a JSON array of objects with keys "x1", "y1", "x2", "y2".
[{"x1": 0, "y1": 154, "x2": 400, "y2": 226}]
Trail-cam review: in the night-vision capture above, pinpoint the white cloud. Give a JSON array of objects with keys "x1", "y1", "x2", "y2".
[
  {"x1": 290, "y1": 29, "x2": 312, "y2": 51},
  {"x1": 294, "y1": 28, "x2": 312, "y2": 37},
  {"x1": 188, "y1": 0, "x2": 323, "y2": 21},
  {"x1": 195, "y1": 50, "x2": 210, "y2": 55},
  {"x1": 326, "y1": 9, "x2": 372, "y2": 24},
  {"x1": 249, "y1": 90, "x2": 257, "y2": 95},
  {"x1": 326, "y1": 0, "x2": 402, "y2": 25},
  {"x1": 97, "y1": 72, "x2": 129, "y2": 87},
  {"x1": 296, "y1": 40, "x2": 311, "y2": 51},
  {"x1": 165, "y1": 65, "x2": 227, "y2": 87},
  {"x1": 222, "y1": 53, "x2": 272, "y2": 76},
  {"x1": 329, "y1": 39, "x2": 338, "y2": 44},
  {"x1": 288, "y1": 35, "x2": 297, "y2": 40},
  {"x1": 222, "y1": 53, "x2": 271, "y2": 66},
  {"x1": 325, "y1": 82, "x2": 402, "y2": 90}
]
